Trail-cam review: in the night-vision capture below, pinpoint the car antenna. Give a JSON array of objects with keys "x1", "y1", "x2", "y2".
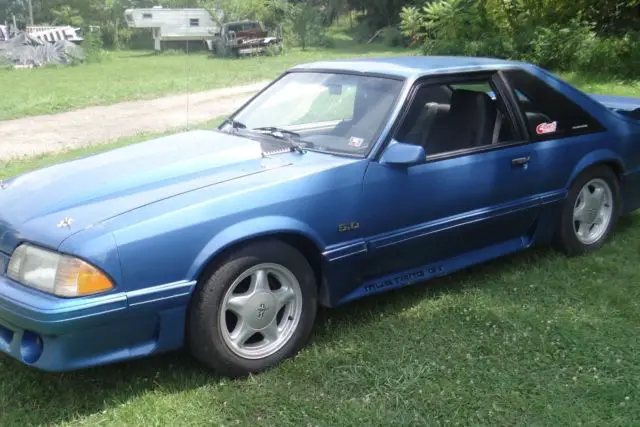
[{"x1": 185, "y1": 6, "x2": 191, "y2": 130}]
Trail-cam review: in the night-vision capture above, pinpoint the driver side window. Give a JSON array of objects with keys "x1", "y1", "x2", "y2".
[{"x1": 395, "y1": 77, "x2": 517, "y2": 157}]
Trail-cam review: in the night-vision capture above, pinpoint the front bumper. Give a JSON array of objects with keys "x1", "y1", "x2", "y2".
[{"x1": 0, "y1": 272, "x2": 196, "y2": 372}]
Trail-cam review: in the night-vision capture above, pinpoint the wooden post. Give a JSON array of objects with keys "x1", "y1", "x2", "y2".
[{"x1": 27, "y1": 0, "x2": 34, "y2": 25}]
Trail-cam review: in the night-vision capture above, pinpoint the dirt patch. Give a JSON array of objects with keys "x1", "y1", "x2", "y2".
[{"x1": 0, "y1": 81, "x2": 269, "y2": 161}]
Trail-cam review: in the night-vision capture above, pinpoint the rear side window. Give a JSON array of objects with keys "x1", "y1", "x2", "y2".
[{"x1": 502, "y1": 69, "x2": 605, "y2": 140}]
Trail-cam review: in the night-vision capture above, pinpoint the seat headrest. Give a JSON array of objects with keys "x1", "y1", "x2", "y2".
[{"x1": 450, "y1": 89, "x2": 494, "y2": 114}]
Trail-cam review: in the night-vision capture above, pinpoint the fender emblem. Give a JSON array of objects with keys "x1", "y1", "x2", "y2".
[
  {"x1": 338, "y1": 222, "x2": 360, "y2": 233},
  {"x1": 57, "y1": 217, "x2": 74, "y2": 229}
]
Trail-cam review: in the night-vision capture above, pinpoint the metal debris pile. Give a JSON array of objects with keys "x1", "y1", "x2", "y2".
[{"x1": 0, "y1": 32, "x2": 85, "y2": 68}]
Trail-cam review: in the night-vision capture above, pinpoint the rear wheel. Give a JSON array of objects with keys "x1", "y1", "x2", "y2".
[
  {"x1": 557, "y1": 166, "x2": 620, "y2": 256},
  {"x1": 188, "y1": 240, "x2": 317, "y2": 377}
]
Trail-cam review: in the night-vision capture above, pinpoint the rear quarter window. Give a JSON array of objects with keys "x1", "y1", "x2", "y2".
[{"x1": 502, "y1": 69, "x2": 605, "y2": 141}]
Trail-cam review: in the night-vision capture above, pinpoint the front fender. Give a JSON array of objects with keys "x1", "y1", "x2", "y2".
[
  {"x1": 187, "y1": 216, "x2": 325, "y2": 280},
  {"x1": 566, "y1": 149, "x2": 625, "y2": 187}
]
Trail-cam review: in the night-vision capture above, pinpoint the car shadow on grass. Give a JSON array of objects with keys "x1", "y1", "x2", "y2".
[{"x1": 1, "y1": 214, "x2": 636, "y2": 425}]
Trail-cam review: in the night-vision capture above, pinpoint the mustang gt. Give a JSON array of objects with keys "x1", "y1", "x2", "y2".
[{"x1": 1, "y1": 56, "x2": 640, "y2": 377}]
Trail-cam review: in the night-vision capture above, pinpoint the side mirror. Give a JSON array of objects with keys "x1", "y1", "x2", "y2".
[{"x1": 379, "y1": 140, "x2": 426, "y2": 167}]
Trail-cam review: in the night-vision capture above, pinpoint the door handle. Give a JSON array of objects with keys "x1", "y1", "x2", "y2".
[{"x1": 511, "y1": 155, "x2": 531, "y2": 166}]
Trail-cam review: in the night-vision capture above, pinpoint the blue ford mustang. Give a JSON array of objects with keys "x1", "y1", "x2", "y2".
[{"x1": 1, "y1": 56, "x2": 640, "y2": 377}]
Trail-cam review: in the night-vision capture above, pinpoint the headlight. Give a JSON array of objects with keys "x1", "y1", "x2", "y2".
[{"x1": 7, "y1": 244, "x2": 114, "y2": 297}]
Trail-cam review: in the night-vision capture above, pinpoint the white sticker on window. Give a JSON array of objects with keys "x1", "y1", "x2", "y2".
[
  {"x1": 536, "y1": 121, "x2": 558, "y2": 135},
  {"x1": 348, "y1": 136, "x2": 366, "y2": 148}
]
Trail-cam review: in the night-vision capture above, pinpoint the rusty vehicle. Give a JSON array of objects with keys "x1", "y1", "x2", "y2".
[{"x1": 209, "y1": 20, "x2": 282, "y2": 57}]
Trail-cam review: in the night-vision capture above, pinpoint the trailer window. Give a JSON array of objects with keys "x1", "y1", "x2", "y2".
[
  {"x1": 190, "y1": 18, "x2": 200, "y2": 27},
  {"x1": 143, "y1": 13, "x2": 153, "y2": 19}
]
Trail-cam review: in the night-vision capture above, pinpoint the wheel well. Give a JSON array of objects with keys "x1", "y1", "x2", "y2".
[
  {"x1": 196, "y1": 232, "x2": 324, "y2": 290},
  {"x1": 186, "y1": 233, "x2": 325, "y2": 345},
  {"x1": 574, "y1": 160, "x2": 623, "y2": 186},
  {"x1": 600, "y1": 160, "x2": 623, "y2": 183}
]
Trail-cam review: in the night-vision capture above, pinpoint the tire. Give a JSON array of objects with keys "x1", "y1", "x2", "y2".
[
  {"x1": 188, "y1": 240, "x2": 317, "y2": 377},
  {"x1": 556, "y1": 165, "x2": 620, "y2": 256}
]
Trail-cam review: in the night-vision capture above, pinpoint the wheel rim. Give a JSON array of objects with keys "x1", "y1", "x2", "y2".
[
  {"x1": 220, "y1": 263, "x2": 303, "y2": 360},
  {"x1": 572, "y1": 178, "x2": 613, "y2": 245}
]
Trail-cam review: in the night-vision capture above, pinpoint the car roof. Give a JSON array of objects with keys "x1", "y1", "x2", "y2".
[{"x1": 289, "y1": 56, "x2": 528, "y2": 79}]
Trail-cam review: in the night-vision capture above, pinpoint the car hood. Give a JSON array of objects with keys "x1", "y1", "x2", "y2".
[{"x1": 0, "y1": 130, "x2": 294, "y2": 253}]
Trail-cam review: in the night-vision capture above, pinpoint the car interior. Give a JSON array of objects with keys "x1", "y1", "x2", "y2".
[
  {"x1": 396, "y1": 83, "x2": 520, "y2": 156},
  {"x1": 295, "y1": 78, "x2": 402, "y2": 152}
]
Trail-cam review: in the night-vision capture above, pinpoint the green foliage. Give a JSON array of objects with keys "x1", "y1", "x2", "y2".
[
  {"x1": 285, "y1": 1, "x2": 329, "y2": 50},
  {"x1": 576, "y1": 32, "x2": 640, "y2": 79},
  {"x1": 527, "y1": 19, "x2": 594, "y2": 70},
  {"x1": 349, "y1": 19, "x2": 375, "y2": 42},
  {"x1": 401, "y1": 0, "x2": 512, "y2": 58},
  {"x1": 204, "y1": 0, "x2": 267, "y2": 23},
  {"x1": 50, "y1": 6, "x2": 84, "y2": 26},
  {"x1": 81, "y1": 28, "x2": 106, "y2": 63},
  {"x1": 401, "y1": 0, "x2": 640, "y2": 76},
  {"x1": 381, "y1": 26, "x2": 405, "y2": 47}
]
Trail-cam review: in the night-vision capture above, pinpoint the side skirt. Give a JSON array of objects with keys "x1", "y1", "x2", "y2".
[{"x1": 336, "y1": 237, "x2": 528, "y2": 305}]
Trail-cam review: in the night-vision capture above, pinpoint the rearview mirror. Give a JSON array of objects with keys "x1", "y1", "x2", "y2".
[
  {"x1": 380, "y1": 140, "x2": 426, "y2": 167},
  {"x1": 327, "y1": 84, "x2": 342, "y2": 96}
]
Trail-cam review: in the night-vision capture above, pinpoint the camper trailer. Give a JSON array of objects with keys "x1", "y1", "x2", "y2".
[{"x1": 124, "y1": 6, "x2": 223, "y2": 51}]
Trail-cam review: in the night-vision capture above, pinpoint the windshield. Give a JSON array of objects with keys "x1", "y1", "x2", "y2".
[{"x1": 225, "y1": 71, "x2": 404, "y2": 156}]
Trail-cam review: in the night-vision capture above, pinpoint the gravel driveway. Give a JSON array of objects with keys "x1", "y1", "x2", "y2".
[{"x1": 0, "y1": 81, "x2": 269, "y2": 161}]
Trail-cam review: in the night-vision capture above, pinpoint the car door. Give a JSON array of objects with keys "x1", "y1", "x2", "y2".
[{"x1": 358, "y1": 72, "x2": 547, "y2": 280}]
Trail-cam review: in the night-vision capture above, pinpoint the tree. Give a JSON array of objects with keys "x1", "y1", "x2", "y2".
[
  {"x1": 51, "y1": 5, "x2": 84, "y2": 26},
  {"x1": 287, "y1": 1, "x2": 324, "y2": 49}
]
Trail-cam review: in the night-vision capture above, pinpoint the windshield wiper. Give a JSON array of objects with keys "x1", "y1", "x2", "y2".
[
  {"x1": 221, "y1": 118, "x2": 247, "y2": 132},
  {"x1": 251, "y1": 127, "x2": 308, "y2": 153},
  {"x1": 252, "y1": 127, "x2": 301, "y2": 138}
]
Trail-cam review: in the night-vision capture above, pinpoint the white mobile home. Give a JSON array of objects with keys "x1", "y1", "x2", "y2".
[{"x1": 124, "y1": 7, "x2": 223, "y2": 51}]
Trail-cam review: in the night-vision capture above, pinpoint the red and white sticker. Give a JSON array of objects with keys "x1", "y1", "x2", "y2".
[
  {"x1": 348, "y1": 136, "x2": 366, "y2": 148},
  {"x1": 536, "y1": 121, "x2": 558, "y2": 135}
]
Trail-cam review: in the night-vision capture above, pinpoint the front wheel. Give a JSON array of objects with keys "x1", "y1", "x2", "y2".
[
  {"x1": 188, "y1": 240, "x2": 317, "y2": 377},
  {"x1": 557, "y1": 166, "x2": 620, "y2": 256}
]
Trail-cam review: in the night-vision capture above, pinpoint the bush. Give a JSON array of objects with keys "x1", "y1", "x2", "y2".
[
  {"x1": 576, "y1": 32, "x2": 640, "y2": 78},
  {"x1": 349, "y1": 20, "x2": 375, "y2": 43},
  {"x1": 401, "y1": 0, "x2": 515, "y2": 58},
  {"x1": 382, "y1": 26, "x2": 406, "y2": 47},
  {"x1": 285, "y1": 2, "x2": 330, "y2": 49},
  {"x1": 82, "y1": 29, "x2": 106, "y2": 63},
  {"x1": 526, "y1": 19, "x2": 594, "y2": 71},
  {"x1": 400, "y1": 0, "x2": 640, "y2": 77}
]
